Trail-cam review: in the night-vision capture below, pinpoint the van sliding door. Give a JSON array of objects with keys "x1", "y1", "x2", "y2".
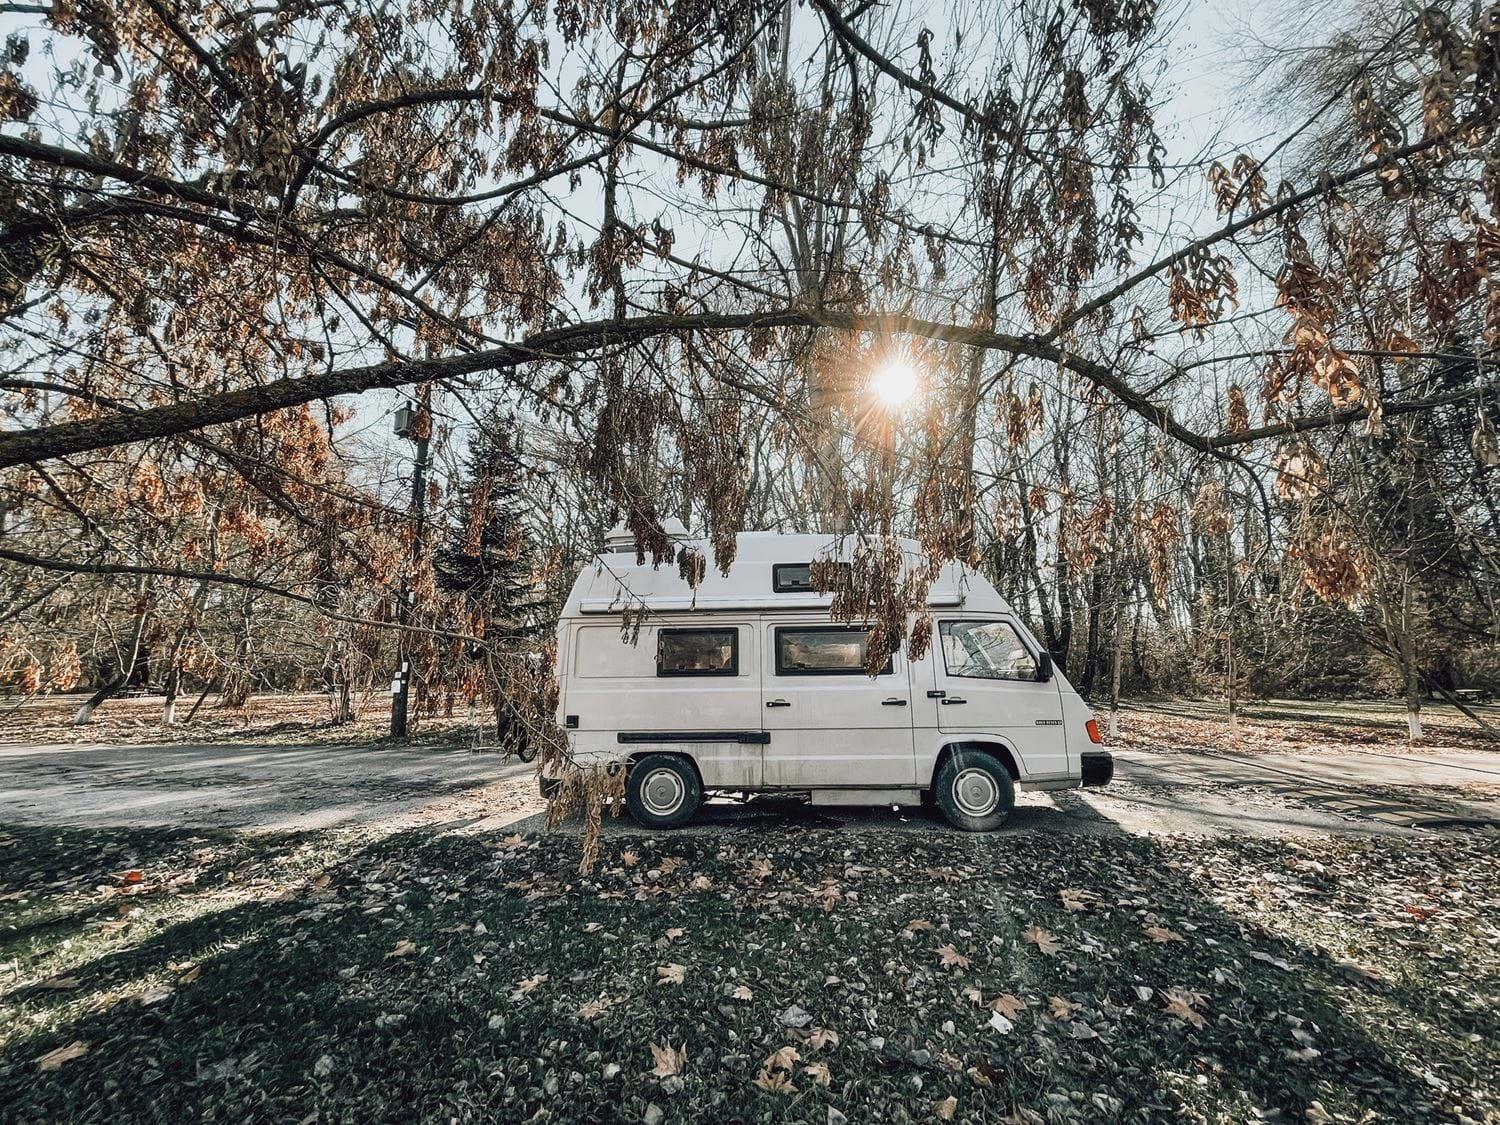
[{"x1": 760, "y1": 623, "x2": 917, "y2": 787}]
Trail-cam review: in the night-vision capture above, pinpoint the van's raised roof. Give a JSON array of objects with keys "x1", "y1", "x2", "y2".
[{"x1": 565, "y1": 530, "x2": 1012, "y2": 616}]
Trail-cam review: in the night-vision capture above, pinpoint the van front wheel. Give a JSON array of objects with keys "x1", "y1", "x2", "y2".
[
  {"x1": 625, "y1": 755, "x2": 702, "y2": 829},
  {"x1": 934, "y1": 753, "x2": 1015, "y2": 831}
]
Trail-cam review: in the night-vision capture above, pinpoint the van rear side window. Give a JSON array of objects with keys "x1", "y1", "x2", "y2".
[
  {"x1": 657, "y1": 628, "x2": 738, "y2": 676},
  {"x1": 775, "y1": 626, "x2": 892, "y2": 675}
]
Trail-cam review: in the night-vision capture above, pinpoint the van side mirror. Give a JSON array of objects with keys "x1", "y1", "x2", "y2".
[{"x1": 1035, "y1": 652, "x2": 1053, "y2": 682}]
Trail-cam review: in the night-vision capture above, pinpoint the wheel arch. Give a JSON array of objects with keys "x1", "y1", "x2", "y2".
[{"x1": 930, "y1": 740, "x2": 1021, "y2": 787}]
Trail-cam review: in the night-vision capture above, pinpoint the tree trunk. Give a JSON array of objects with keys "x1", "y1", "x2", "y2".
[
  {"x1": 74, "y1": 594, "x2": 148, "y2": 726},
  {"x1": 1400, "y1": 577, "x2": 1422, "y2": 742},
  {"x1": 1225, "y1": 527, "x2": 1238, "y2": 734},
  {"x1": 1081, "y1": 565, "x2": 1103, "y2": 696},
  {"x1": 162, "y1": 664, "x2": 179, "y2": 727}
]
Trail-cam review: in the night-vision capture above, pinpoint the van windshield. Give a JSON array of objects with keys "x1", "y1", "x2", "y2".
[{"x1": 940, "y1": 620, "x2": 1036, "y2": 680}]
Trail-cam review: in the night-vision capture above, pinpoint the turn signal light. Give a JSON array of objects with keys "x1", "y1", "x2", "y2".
[{"x1": 1085, "y1": 719, "x2": 1103, "y2": 744}]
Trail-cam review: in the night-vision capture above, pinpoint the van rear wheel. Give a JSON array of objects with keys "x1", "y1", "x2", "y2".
[
  {"x1": 625, "y1": 754, "x2": 702, "y2": 829},
  {"x1": 934, "y1": 752, "x2": 1015, "y2": 832}
]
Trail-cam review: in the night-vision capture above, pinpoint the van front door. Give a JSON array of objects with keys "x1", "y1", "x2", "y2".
[
  {"x1": 760, "y1": 624, "x2": 916, "y2": 787},
  {"x1": 930, "y1": 618, "x2": 1068, "y2": 781}
]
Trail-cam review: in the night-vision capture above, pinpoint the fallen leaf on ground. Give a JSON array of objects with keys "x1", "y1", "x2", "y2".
[
  {"x1": 807, "y1": 1026, "x2": 839, "y2": 1050},
  {"x1": 1022, "y1": 925, "x2": 1062, "y2": 955},
  {"x1": 988, "y1": 993, "x2": 1027, "y2": 1019},
  {"x1": 1333, "y1": 958, "x2": 1387, "y2": 984},
  {"x1": 621, "y1": 849, "x2": 639, "y2": 867},
  {"x1": 649, "y1": 1041, "x2": 686, "y2": 1078},
  {"x1": 1059, "y1": 888, "x2": 1095, "y2": 912},
  {"x1": 753, "y1": 1067, "x2": 794, "y2": 1093},
  {"x1": 1161, "y1": 986, "x2": 1207, "y2": 1029},
  {"x1": 656, "y1": 963, "x2": 686, "y2": 986},
  {"x1": 1048, "y1": 996, "x2": 1079, "y2": 1019},
  {"x1": 387, "y1": 940, "x2": 418, "y2": 958},
  {"x1": 936, "y1": 944, "x2": 970, "y2": 970},
  {"x1": 731, "y1": 984, "x2": 753, "y2": 1001},
  {"x1": 763, "y1": 1045, "x2": 800, "y2": 1071},
  {"x1": 35, "y1": 1041, "x2": 88, "y2": 1071},
  {"x1": 936, "y1": 1095, "x2": 958, "y2": 1120},
  {"x1": 1143, "y1": 925, "x2": 1184, "y2": 943},
  {"x1": 1250, "y1": 951, "x2": 1293, "y2": 971},
  {"x1": 500, "y1": 834, "x2": 526, "y2": 850},
  {"x1": 578, "y1": 996, "x2": 613, "y2": 1021},
  {"x1": 513, "y1": 972, "x2": 549, "y2": 996},
  {"x1": 804, "y1": 1061, "x2": 831, "y2": 1086}
]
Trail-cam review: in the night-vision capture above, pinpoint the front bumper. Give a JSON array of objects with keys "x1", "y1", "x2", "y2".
[{"x1": 1080, "y1": 751, "x2": 1114, "y2": 788}]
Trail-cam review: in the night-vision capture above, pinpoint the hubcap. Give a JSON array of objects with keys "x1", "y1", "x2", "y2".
[
  {"x1": 641, "y1": 768, "x2": 685, "y2": 816},
  {"x1": 953, "y1": 767, "x2": 999, "y2": 817}
]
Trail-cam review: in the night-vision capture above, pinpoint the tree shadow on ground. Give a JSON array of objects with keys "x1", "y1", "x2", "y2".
[{"x1": 0, "y1": 815, "x2": 1493, "y2": 1122}]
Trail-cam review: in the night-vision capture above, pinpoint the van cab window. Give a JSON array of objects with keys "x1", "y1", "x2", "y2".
[
  {"x1": 939, "y1": 620, "x2": 1036, "y2": 680},
  {"x1": 775, "y1": 626, "x2": 893, "y2": 675},
  {"x1": 656, "y1": 628, "x2": 738, "y2": 676}
]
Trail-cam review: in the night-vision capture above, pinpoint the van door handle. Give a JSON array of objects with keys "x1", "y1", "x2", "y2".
[
  {"x1": 941, "y1": 697, "x2": 968, "y2": 705},
  {"x1": 926, "y1": 690, "x2": 946, "y2": 699},
  {"x1": 765, "y1": 699, "x2": 790, "y2": 708},
  {"x1": 881, "y1": 698, "x2": 908, "y2": 707}
]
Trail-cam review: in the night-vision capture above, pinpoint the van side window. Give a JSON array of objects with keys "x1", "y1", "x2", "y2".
[
  {"x1": 775, "y1": 626, "x2": 893, "y2": 675},
  {"x1": 939, "y1": 620, "x2": 1037, "y2": 681},
  {"x1": 656, "y1": 628, "x2": 738, "y2": 676}
]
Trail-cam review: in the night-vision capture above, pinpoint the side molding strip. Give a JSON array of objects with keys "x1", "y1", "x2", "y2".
[{"x1": 617, "y1": 731, "x2": 771, "y2": 745}]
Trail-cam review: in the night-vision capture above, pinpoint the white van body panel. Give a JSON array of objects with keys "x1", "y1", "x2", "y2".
[{"x1": 553, "y1": 532, "x2": 1103, "y2": 798}]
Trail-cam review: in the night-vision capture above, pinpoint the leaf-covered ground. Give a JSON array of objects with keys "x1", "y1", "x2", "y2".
[
  {"x1": 1, "y1": 822, "x2": 1496, "y2": 1123},
  {"x1": 1114, "y1": 698, "x2": 1499, "y2": 756}
]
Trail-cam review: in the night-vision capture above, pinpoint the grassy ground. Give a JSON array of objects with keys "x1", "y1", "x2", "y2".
[{"x1": 1, "y1": 821, "x2": 1495, "y2": 1123}]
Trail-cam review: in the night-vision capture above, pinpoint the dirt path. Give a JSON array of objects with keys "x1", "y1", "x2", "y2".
[
  {"x1": 0, "y1": 740, "x2": 542, "y2": 832},
  {"x1": 1, "y1": 738, "x2": 1496, "y2": 838}
]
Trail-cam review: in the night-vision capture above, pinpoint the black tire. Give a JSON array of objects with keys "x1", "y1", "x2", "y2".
[
  {"x1": 933, "y1": 751, "x2": 1015, "y2": 831},
  {"x1": 625, "y1": 754, "x2": 702, "y2": 829}
]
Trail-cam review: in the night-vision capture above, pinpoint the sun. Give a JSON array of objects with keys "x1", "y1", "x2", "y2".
[{"x1": 870, "y1": 357, "x2": 920, "y2": 409}]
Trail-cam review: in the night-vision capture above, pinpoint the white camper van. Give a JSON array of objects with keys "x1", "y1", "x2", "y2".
[{"x1": 546, "y1": 527, "x2": 1112, "y2": 830}]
